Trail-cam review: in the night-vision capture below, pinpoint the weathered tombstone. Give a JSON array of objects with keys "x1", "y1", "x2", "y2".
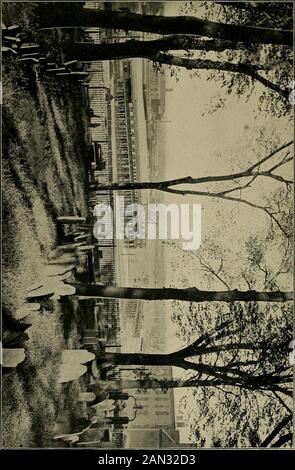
[
  {"x1": 14, "y1": 302, "x2": 40, "y2": 320},
  {"x1": 8, "y1": 25, "x2": 22, "y2": 33},
  {"x1": 59, "y1": 242, "x2": 84, "y2": 252},
  {"x1": 54, "y1": 283, "x2": 76, "y2": 297},
  {"x1": 1, "y1": 46, "x2": 17, "y2": 55},
  {"x1": 74, "y1": 234, "x2": 88, "y2": 242},
  {"x1": 78, "y1": 392, "x2": 96, "y2": 402},
  {"x1": 3, "y1": 35, "x2": 20, "y2": 42},
  {"x1": 20, "y1": 43, "x2": 40, "y2": 52},
  {"x1": 63, "y1": 59, "x2": 79, "y2": 68},
  {"x1": 26, "y1": 284, "x2": 54, "y2": 300},
  {"x1": 42, "y1": 264, "x2": 76, "y2": 277},
  {"x1": 47, "y1": 67, "x2": 65, "y2": 73},
  {"x1": 58, "y1": 72, "x2": 89, "y2": 78},
  {"x1": 3, "y1": 348, "x2": 26, "y2": 368},
  {"x1": 61, "y1": 349, "x2": 95, "y2": 364},
  {"x1": 76, "y1": 245, "x2": 95, "y2": 252},
  {"x1": 48, "y1": 254, "x2": 77, "y2": 264},
  {"x1": 50, "y1": 271, "x2": 72, "y2": 282},
  {"x1": 26, "y1": 280, "x2": 75, "y2": 300},
  {"x1": 58, "y1": 363, "x2": 87, "y2": 384},
  {"x1": 18, "y1": 57, "x2": 39, "y2": 63},
  {"x1": 21, "y1": 53, "x2": 40, "y2": 59},
  {"x1": 91, "y1": 399, "x2": 115, "y2": 412}
]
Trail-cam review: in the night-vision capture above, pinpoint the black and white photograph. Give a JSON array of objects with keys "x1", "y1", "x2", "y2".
[{"x1": 1, "y1": 0, "x2": 294, "y2": 450}]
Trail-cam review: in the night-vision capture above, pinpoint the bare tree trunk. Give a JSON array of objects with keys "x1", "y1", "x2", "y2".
[
  {"x1": 89, "y1": 141, "x2": 292, "y2": 192},
  {"x1": 270, "y1": 433, "x2": 292, "y2": 447},
  {"x1": 69, "y1": 42, "x2": 285, "y2": 98},
  {"x1": 260, "y1": 414, "x2": 292, "y2": 447},
  {"x1": 152, "y1": 53, "x2": 289, "y2": 99},
  {"x1": 95, "y1": 352, "x2": 292, "y2": 394},
  {"x1": 89, "y1": 176, "x2": 235, "y2": 192},
  {"x1": 100, "y1": 352, "x2": 176, "y2": 367},
  {"x1": 72, "y1": 283, "x2": 292, "y2": 303},
  {"x1": 90, "y1": 378, "x2": 210, "y2": 391},
  {"x1": 70, "y1": 36, "x2": 251, "y2": 62},
  {"x1": 38, "y1": 6, "x2": 292, "y2": 46}
]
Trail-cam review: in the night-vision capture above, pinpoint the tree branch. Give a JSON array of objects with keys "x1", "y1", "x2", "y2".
[
  {"x1": 151, "y1": 53, "x2": 289, "y2": 99},
  {"x1": 259, "y1": 414, "x2": 292, "y2": 447}
]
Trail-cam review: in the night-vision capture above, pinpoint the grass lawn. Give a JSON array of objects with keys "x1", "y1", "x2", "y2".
[{"x1": 2, "y1": 4, "x2": 93, "y2": 447}]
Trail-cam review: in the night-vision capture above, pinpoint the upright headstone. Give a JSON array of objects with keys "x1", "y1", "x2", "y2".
[
  {"x1": 3, "y1": 348, "x2": 26, "y2": 368},
  {"x1": 62, "y1": 350, "x2": 95, "y2": 364},
  {"x1": 58, "y1": 363, "x2": 87, "y2": 384}
]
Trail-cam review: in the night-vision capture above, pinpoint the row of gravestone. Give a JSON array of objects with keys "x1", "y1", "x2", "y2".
[
  {"x1": 3, "y1": 217, "x2": 94, "y2": 369},
  {"x1": 2, "y1": 21, "x2": 90, "y2": 81}
]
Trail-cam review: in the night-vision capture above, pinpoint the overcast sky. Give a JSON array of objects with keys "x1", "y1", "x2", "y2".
[
  {"x1": 153, "y1": 1, "x2": 293, "y2": 443},
  {"x1": 128, "y1": 1, "x2": 293, "y2": 359},
  {"x1": 124, "y1": 1, "x2": 293, "y2": 443}
]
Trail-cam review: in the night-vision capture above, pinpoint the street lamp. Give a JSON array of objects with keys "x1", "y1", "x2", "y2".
[
  {"x1": 106, "y1": 394, "x2": 143, "y2": 425},
  {"x1": 127, "y1": 395, "x2": 144, "y2": 422}
]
